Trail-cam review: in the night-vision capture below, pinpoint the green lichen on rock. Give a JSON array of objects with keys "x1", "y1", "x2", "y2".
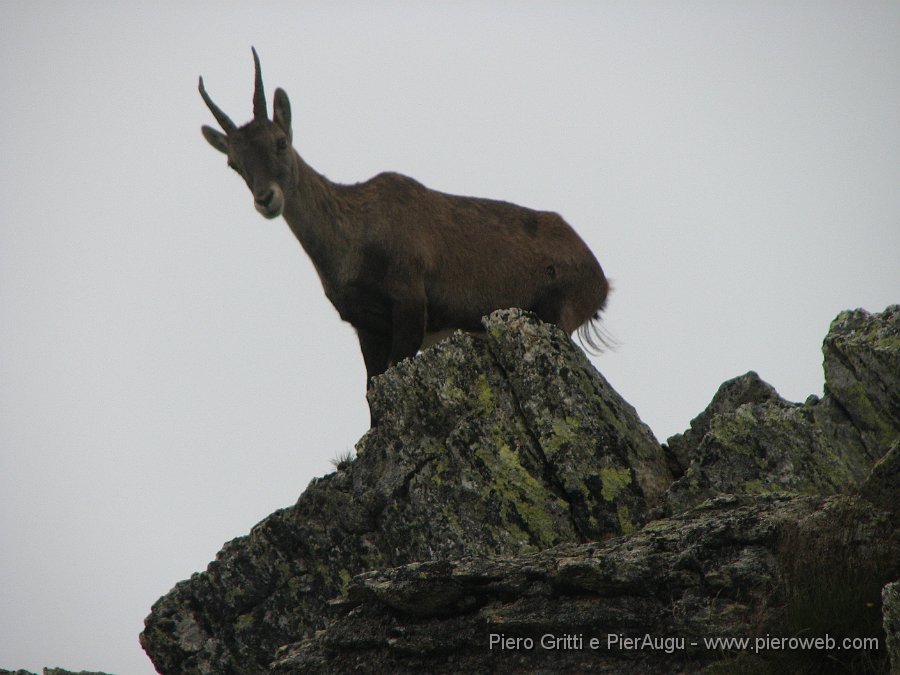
[
  {"x1": 337, "y1": 568, "x2": 352, "y2": 594},
  {"x1": 599, "y1": 466, "x2": 632, "y2": 502},
  {"x1": 544, "y1": 415, "x2": 581, "y2": 457},
  {"x1": 743, "y1": 478, "x2": 767, "y2": 494},
  {"x1": 474, "y1": 373, "x2": 495, "y2": 415},
  {"x1": 616, "y1": 503, "x2": 635, "y2": 534},
  {"x1": 235, "y1": 612, "x2": 254, "y2": 630},
  {"x1": 492, "y1": 443, "x2": 565, "y2": 547}
]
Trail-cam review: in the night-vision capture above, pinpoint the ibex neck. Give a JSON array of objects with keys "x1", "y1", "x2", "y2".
[{"x1": 281, "y1": 152, "x2": 348, "y2": 274}]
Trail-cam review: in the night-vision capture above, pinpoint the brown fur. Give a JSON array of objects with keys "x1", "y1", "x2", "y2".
[{"x1": 200, "y1": 49, "x2": 609, "y2": 388}]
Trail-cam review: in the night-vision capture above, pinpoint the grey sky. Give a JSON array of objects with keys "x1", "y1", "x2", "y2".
[{"x1": 1, "y1": 3, "x2": 898, "y2": 673}]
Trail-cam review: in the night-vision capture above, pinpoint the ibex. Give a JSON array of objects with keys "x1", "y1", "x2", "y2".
[{"x1": 200, "y1": 48, "x2": 609, "y2": 390}]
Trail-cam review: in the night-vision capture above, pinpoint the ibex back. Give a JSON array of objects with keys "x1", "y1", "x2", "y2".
[{"x1": 200, "y1": 48, "x2": 609, "y2": 390}]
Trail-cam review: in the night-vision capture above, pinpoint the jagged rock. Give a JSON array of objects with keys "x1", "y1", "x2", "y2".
[
  {"x1": 664, "y1": 305, "x2": 899, "y2": 512},
  {"x1": 824, "y1": 305, "x2": 900, "y2": 458},
  {"x1": 271, "y1": 492, "x2": 900, "y2": 674},
  {"x1": 140, "y1": 309, "x2": 673, "y2": 674},
  {"x1": 664, "y1": 371, "x2": 785, "y2": 476}
]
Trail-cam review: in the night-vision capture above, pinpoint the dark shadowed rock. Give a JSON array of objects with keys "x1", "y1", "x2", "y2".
[
  {"x1": 861, "y1": 441, "x2": 900, "y2": 515},
  {"x1": 271, "y1": 492, "x2": 900, "y2": 674},
  {"x1": 140, "y1": 309, "x2": 672, "y2": 674},
  {"x1": 884, "y1": 579, "x2": 900, "y2": 674}
]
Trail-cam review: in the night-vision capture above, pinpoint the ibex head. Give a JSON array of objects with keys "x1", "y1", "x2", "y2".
[{"x1": 200, "y1": 48, "x2": 294, "y2": 219}]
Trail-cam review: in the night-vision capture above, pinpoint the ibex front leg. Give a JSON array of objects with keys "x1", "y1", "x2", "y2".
[
  {"x1": 356, "y1": 295, "x2": 424, "y2": 427},
  {"x1": 388, "y1": 295, "x2": 426, "y2": 370},
  {"x1": 357, "y1": 329, "x2": 391, "y2": 389}
]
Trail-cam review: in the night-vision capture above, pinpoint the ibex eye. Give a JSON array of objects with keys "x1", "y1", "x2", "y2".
[{"x1": 276, "y1": 138, "x2": 288, "y2": 152}]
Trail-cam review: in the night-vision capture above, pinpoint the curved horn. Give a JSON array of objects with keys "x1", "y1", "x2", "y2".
[
  {"x1": 252, "y1": 47, "x2": 267, "y2": 121},
  {"x1": 198, "y1": 76, "x2": 236, "y2": 133}
]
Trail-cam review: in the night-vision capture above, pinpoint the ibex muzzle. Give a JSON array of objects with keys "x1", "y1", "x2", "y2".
[{"x1": 200, "y1": 48, "x2": 610, "y2": 403}]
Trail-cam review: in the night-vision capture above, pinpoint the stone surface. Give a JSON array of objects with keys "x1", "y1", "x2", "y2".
[{"x1": 140, "y1": 309, "x2": 673, "y2": 674}]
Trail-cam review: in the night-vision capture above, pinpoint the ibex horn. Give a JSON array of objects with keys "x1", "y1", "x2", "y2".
[
  {"x1": 252, "y1": 47, "x2": 267, "y2": 121},
  {"x1": 198, "y1": 76, "x2": 236, "y2": 133}
]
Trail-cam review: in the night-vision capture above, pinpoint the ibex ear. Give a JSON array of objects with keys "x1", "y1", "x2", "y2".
[
  {"x1": 202, "y1": 125, "x2": 229, "y2": 154},
  {"x1": 273, "y1": 88, "x2": 292, "y2": 141}
]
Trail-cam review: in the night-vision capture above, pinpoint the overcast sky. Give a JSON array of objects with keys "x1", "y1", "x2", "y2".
[{"x1": 1, "y1": 2, "x2": 898, "y2": 673}]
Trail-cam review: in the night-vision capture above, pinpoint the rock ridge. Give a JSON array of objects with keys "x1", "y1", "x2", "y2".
[
  {"x1": 141, "y1": 309, "x2": 673, "y2": 673},
  {"x1": 141, "y1": 305, "x2": 900, "y2": 674}
]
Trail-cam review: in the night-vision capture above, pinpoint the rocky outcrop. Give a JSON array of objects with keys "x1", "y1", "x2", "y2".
[
  {"x1": 141, "y1": 305, "x2": 899, "y2": 674},
  {"x1": 140, "y1": 309, "x2": 673, "y2": 674},
  {"x1": 664, "y1": 306, "x2": 899, "y2": 513}
]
